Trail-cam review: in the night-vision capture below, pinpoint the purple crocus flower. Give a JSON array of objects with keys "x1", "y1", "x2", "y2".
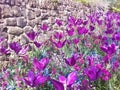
[
  {"x1": 117, "y1": 21, "x2": 120, "y2": 26},
  {"x1": 34, "y1": 41, "x2": 42, "y2": 48},
  {"x1": 59, "y1": 71, "x2": 77, "y2": 87},
  {"x1": 73, "y1": 38, "x2": 79, "y2": 44},
  {"x1": 41, "y1": 23, "x2": 48, "y2": 31},
  {"x1": 101, "y1": 69, "x2": 111, "y2": 81},
  {"x1": 84, "y1": 66, "x2": 101, "y2": 81},
  {"x1": 54, "y1": 32, "x2": 64, "y2": 40},
  {"x1": 105, "y1": 29, "x2": 114, "y2": 34},
  {"x1": 33, "y1": 57, "x2": 49, "y2": 70},
  {"x1": 66, "y1": 28, "x2": 74, "y2": 36},
  {"x1": 65, "y1": 54, "x2": 79, "y2": 66},
  {"x1": 52, "y1": 40, "x2": 66, "y2": 48},
  {"x1": 50, "y1": 71, "x2": 77, "y2": 90},
  {"x1": 56, "y1": 19, "x2": 62, "y2": 26},
  {"x1": 19, "y1": 45, "x2": 29, "y2": 55},
  {"x1": 50, "y1": 79, "x2": 64, "y2": 90},
  {"x1": 89, "y1": 25, "x2": 95, "y2": 31},
  {"x1": 100, "y1": 43, "x2": 116, "y2": 55},
  {"x1": 68, "y1": 16, "x2": 76, "y2": 25},
  {"x1": 9, "y1": 42, "x2": 22, "y2": 54},
  {"x1": 113, "y1": 32, "x2": 120, "y2": 41},
  {"x1": 23, "y1": 70, "x2": 48, "y2": 87},
  {"x1": 26, "y1": 31, "x2": 37, "y2": 41},
  {"x1": 77, "y1": 27, "x2": 88, "y2": 35},
  {"x1": 0, "y1": 46, "x2": 10, "y2": 55}
]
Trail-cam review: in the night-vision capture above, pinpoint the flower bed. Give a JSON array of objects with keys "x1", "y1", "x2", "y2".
[{"x1": 0, "y1": 5, "x2": 120, "y2": 90}]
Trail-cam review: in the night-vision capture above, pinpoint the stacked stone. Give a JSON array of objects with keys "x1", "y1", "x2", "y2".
[{"x1": 0, "y1": 0, "x2": 109, "y2": 48}]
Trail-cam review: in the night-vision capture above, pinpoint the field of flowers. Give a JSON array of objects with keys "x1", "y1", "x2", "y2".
[{"x1": 0, "y1": 0, "x2": 120, "y2": 90}]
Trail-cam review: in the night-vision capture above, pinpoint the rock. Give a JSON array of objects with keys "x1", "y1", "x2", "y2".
[
  {"x1": 17, "y1": 17, "x2": 27, "y2": 28},
  {"x1": 0, "y1": 0, "x2": 5, "y2": 4},
  {"x1": 10, "y1": 0, "x2": 15, "y2": 6},
  {"x1": 6, "y1": 18, "x2": 17, "y2": 26},
  {"x1": 12, "y1": 6, "x2": 22, "y2": 17},
  {"x1": 27, "y1": 10, "x2": 35, "y2": 20},
  {"x1": 2, "y1": 5, "x2": 13, "y2": 18},
  {"x1": 19, "y1": 34, "x2": 30, "y2": 45},
  {"x1": 5, "y1": 0, "x2": 10, "y2": 4},
  {"x1": 8, "y1": 27, "x2": 23, "y2": 36},
  {"x1": 15, "y1": 0, "x2": 22, "y2": 6},
  {"x1": 8, "y1": 34, "x2": 15, "y2": 43},
  {"x1": 24, "y1": 26, "x2": 32, "y2": 33},
  {"x1": 27, "y1": 20, "x2": 36, "y2": 28},
  {"x1": 35, "y1": 9, "x2": 41, "y2": 17}
]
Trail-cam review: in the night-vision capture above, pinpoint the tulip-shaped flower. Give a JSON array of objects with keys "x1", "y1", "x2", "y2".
[
  {"x1": 66, "y1": 28, "x2": 74, "y2": 36},
  {"x1": 52, "y1": 40, "x2": 66, "y2": 48},
  {"x1": 0, "y1": 46, "x2": 10, "y2": 55},
  {"x1": 100, "y1": 43, "x2": 116, "y2": 55},
  {"x1": 50, "y1": 71, "x2": 77, "y2": 90},
  {"x1": 77, "y1": 27, "x2": 88, "y2": 35},
  {"x1": 56, "y1": 19, "x2": 62, "y2": 26},
  {"x1": 9, "y1": 42, "x2": 22, "y2": 54},
  {"x1": 40, "y1": 23, "x2": 48, "y2": 31},
  {"x1": 33, "y1": 57, "x2": 49, "y2": 71},
  {"x1": 34, "y1": 41, "x2": 42, "y2": 48},
  {"x1": 54, "y1": 32, "x2": 64, "y2": 40},
  {"x1": 26, "y1": 30, "x2": 37, "y2": 41},
  {"x1": 23, "y1": 70, "x2": 48, "y2": 87},
  {"x1": 65, "y1": 54, "x2": 79, "y2": 66},
  {"x1": 84, "y1": 66, "x2": 101, "y2": 81}
]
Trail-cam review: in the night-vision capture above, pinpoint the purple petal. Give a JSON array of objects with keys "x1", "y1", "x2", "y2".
[
  {"x1": 67, "y1": 71, "x2": 77, "y2": 86},
  {"x1": 34, "y1": 41, "x2": 42, "y2": 48},
  {"x1": 56, "y1": 19, "x2": 62, "y2": 26},
  {"x1": 26, "y1": 31, "x2": 37, "y2": 41},
  {"x1": 9, "y1": 42, "x2": 22, "y2": 54},
  {"x1": 66, "y1": 28, "x2": 74, "y2": 36},
  {"x1": 27, "y1": 70, "x2": 35, "y2": 83},
  {"x1": 65, "y1": 54, "x2": 78, "y2": 66},
  {"x1": 41, "y1": 23, "x2": 48, "y2": 31},
  {"x1": 54, "y1": 32, "x2": 64, "y2": 40},
  {"x1": 39, "y1": 58, "x2": 49, "y2": 70},
  {"x1": 50, "y1": 79, "x2": 64, "y2": 90},
  {"x1": 59, "y1": 76, "x2": 67, "y2": 84},
  {"x1": 53, "y1": 40, "x2": 66, "y2": 48},
  {"x1": 34, "y1": 74, "x2": 48, "y2": 86},
  {"x1": 19, "y1": 45, "x2": 29, "y2": 55},
  {"x1": 33, "y1": 57, "x2": 42, "y2": 70}
]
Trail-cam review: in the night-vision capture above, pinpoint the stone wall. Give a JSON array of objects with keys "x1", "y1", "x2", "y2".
[{"x1": 0, "y1": 0, "x2": 107, "y2": 47}]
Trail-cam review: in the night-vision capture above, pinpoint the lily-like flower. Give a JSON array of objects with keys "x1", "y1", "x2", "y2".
[
  {"x1": 0, "y1": 46, "x2": 10, "y2": 55},
  {"x1": 100, "y1": 43, "x2": 116, "y2": 55},
  {"x1": 19, "y1": 45, "x2": 29, "y2": 56},
  {"x1": 9, "y1": 42, "x2": 22, "y2": 54},
  {"x1": 65, "y1": 54, "x2": 79, "y2": 66},
  {"x1": 41, "y1": 23, "x2": 48, "y2": 31},
  {"x1": 77, "y1": 27, "x2": 88, "y2": 35},
  {"x1": 33, "y1": 57, "x2": 49, "y2": 70},
  {"x1": 52, "y1": 40, "x2": 66, "y2": 48},
  {"x1": 23, "y1": 70, "x2": 48, "y2": 87},
  {"x1": 66, "y1": 28, "x2": 74, "y2": 36},
  {"x1": 50, "y1": 71, "x2": 77, "y2": 90},
  {"x1": 101, "y1": 69, "x2": 111, "y2": 81},
  {"x1": 113, "y1": 32, "x2": 120, "y2": 41},
  {"x1": 72, "y1": 38, "x2": 79, "y2": 45},
  {"x1": 34, "y1": 41, "x2": 42, "y2": 48},
  {"x1": 26, "y1": 31, "x2": 37, "y2": 41},
  {"x1": 56, "y1": 19, "x2": 62, "y2": 26},
  {"x1": 84, "y1": 66, "x2": 101, "y2": 81},
  {"x1": 54, "y1": 32, "x2": 64, "y2": 40}
]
